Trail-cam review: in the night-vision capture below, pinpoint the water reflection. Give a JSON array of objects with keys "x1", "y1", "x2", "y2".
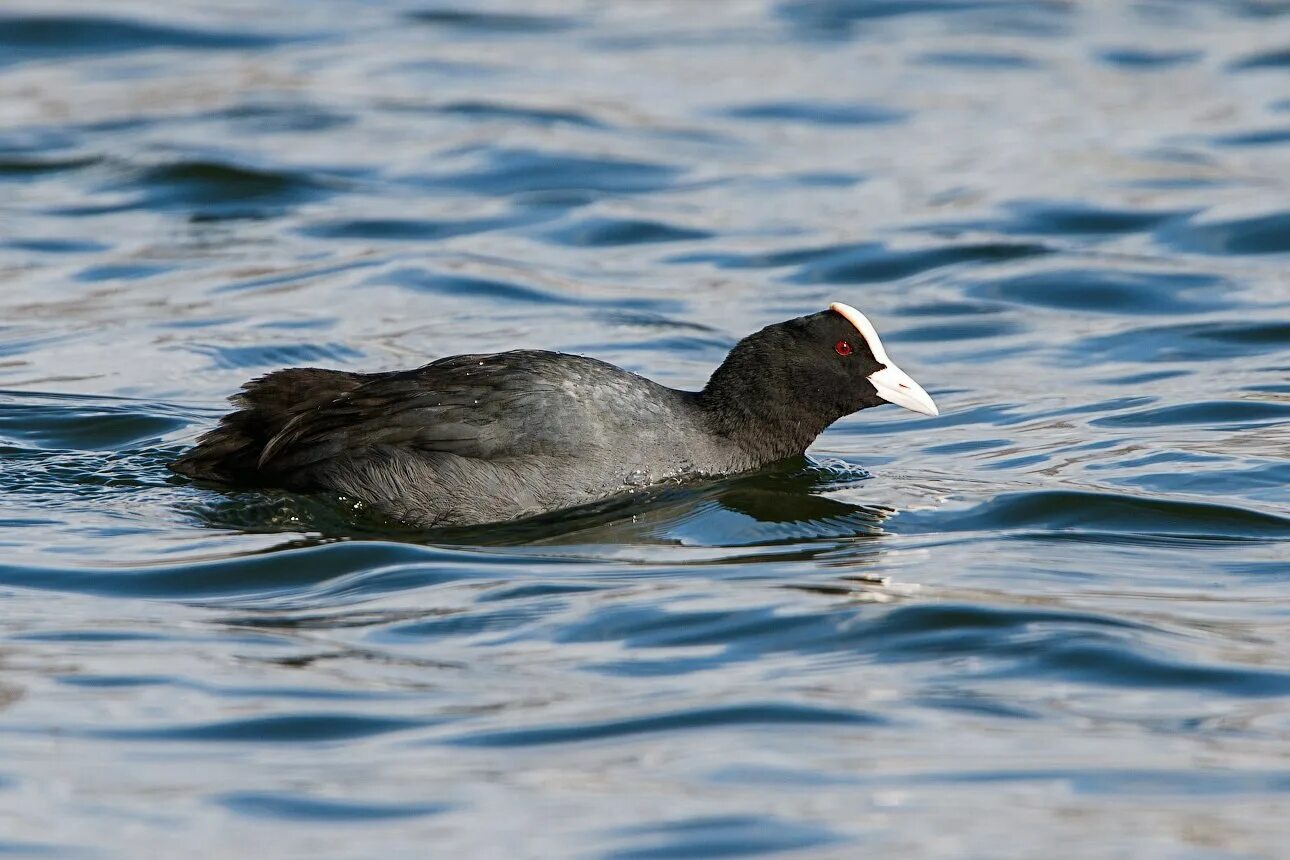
[{"x1": 186, "y1": 457, "x2": 891, "y2": 550}]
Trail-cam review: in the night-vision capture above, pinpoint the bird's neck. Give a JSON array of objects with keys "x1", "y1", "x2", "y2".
[{"x1": 698, "y1": 360, "x2": 839, "y2": 466}]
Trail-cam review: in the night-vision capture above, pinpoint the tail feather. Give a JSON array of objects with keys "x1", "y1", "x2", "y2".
[{"x1": 170, "y1": 368, "x2": 364, "y2": 484}]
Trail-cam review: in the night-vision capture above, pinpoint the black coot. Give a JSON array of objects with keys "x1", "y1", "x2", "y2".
[{"x1": 170, "y1": 303, "x2": 938, "y2": 527}]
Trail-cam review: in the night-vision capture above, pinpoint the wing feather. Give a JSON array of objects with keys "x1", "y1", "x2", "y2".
[{"x1": 255, "y1": 350, "x2": 629, "y2": 474}]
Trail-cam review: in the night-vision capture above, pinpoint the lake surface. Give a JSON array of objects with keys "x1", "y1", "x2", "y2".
[{"x1": 1, "y1": 1, "x2": 1288, "y2": 856}]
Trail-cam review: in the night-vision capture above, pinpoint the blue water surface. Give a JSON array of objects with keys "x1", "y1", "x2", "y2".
[{"x1": 0, "y1": 1, "x2": 1288, "y2": 856}]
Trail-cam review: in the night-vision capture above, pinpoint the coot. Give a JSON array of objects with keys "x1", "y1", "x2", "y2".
[{"x1": 171, "y1": 302, "x2": 938, "y2": 527}]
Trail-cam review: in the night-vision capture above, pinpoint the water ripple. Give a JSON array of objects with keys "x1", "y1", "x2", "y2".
[
  {"x1": 0, "y1": 14, "x2": 285, "y2": 67},
  {"x1": 446, "y1": 702, "x2": 885, "y2": 748},
  {"x1": 404, "y1": 9, "x2": 575, "y2": 33},
  {"x1": 1076, "y1": 319, "x2": 1290, "y2": 363},
  {"x1": 971, "y1": 268, "x2": 1229, "y2": 315},
  {"x1": 1, "y1": 1, "x2": 1289, "y2": 854},
  {"x1": 607, "y1": 816, "x2": 844, "y2": 859},
  {"x1": 87, "y1": 713, "x2": 430, "y2": 743},
  {"x1": 682, "y1": 240, "x2": 1050, "y2": 283},
  {"x1": 0, "y1": 542, "x2": 460, "y2": 599},
  {"x1": 543, "y1": 216, "x2": 713, "y2": 247},
  {"x1": 896, "y1": 490, "x2": 1290, "y2": 541},
  {"x1": 1229, "y1": 46, "x2": 1290, "y2": 70},
  {"x1": 1158, "y1": 210, "x2": 1290, "y2": 255},
  {"x1": 83, "y1": 158, "x2": 332, "y2": 220},
  {"x1": 721, "y1": 101, "x2": 906, "y2": 126},
  {"x1": 217, "y1": 792, "x2": 450, "y2": 822},
  {"x1": 421, "y1": 148, "x2": 680, "y2": 200}
]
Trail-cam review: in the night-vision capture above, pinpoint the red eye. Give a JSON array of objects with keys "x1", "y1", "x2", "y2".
[{"x1": 835, "y1": 339, "x2": 853, "y2": 356}]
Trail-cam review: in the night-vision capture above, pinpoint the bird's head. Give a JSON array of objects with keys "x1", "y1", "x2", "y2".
[{"x1": 704, "y1": 302, "x2": 937, "y2": 459}]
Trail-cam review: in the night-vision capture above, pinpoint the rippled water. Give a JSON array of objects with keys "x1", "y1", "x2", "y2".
[{"x1": 1, "y1": 1, "x2": 1288, "y2": 855}]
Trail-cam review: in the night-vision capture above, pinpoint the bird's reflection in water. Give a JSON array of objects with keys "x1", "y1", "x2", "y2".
[
  {"x1": 197, "y1": 458, "x2": 904, "y2": 633},
  {"x1": 187, "y1": 457, "x2": 893, "y2": 551}
]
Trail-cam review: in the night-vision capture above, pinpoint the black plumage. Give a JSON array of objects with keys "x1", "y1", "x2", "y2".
[{"x1": 171, "y1": 304, "x2": 937, "y2": 527}]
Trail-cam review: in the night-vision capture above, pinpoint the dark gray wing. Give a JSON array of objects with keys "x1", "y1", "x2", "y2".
[{"x1": 255, "y1": 350, "x2": 666, "y2": 474}]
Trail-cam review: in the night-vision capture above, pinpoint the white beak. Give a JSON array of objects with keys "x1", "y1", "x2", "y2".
[
  {"x1": 829, "y1": 302, "x2": 939, "y2": 418},
  {"x1": 868, "y1": 363, "x2": 939, "y2": 417}
]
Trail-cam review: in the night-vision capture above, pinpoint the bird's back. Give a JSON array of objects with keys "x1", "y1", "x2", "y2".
[{"x1": 170, "y1": 350, "x2": 733, "y2": 526}]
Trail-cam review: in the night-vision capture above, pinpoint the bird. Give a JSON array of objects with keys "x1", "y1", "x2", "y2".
[{"x1": 170, "y1": 302, "x2": 938, "y2": 528}]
